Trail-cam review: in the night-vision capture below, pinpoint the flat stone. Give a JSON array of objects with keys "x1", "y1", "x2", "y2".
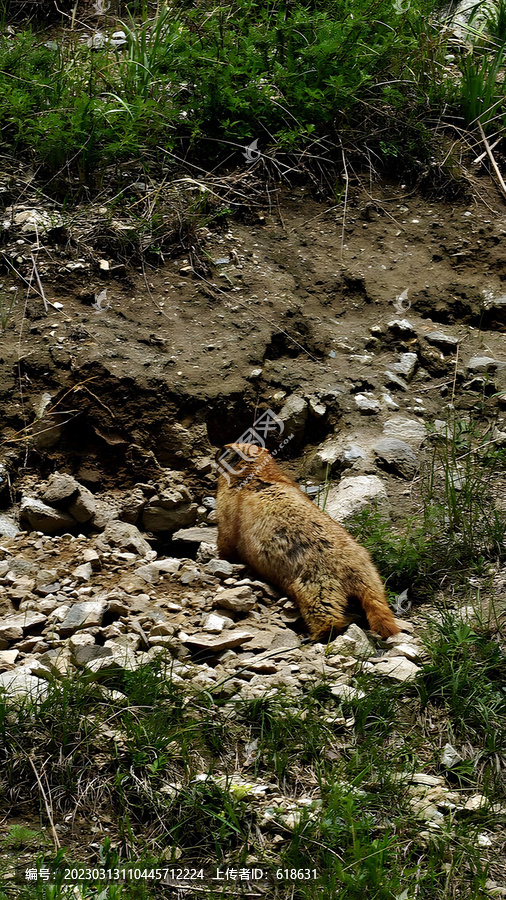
[
  {"x1": 148, "y1": 635, "x2": 183, "y2": 650},
  {"x1": 390, "y1": 642, "x2": 422, "y2": 663},
  {"x1": 246, "y1": 627, "x2": 301, "y2": 651},
  {"x1": 172, "y1": 526, "x2": 218, "y2": 545},
  {"x1": 83, "y1": 656, "x2": 122, "y2": 677},
  {"x1": 134, "y1": 563, "x2": 161, "y2": 584},
  {"x1": 0, "y1": 649, "x2": 20, "y2": 670},
  {"x1": 411, "y1": 773, "x2": 446, "y2": 786},
  {"x1": 0, "y1": 666, "x2": 49, "y2": 699},
  {"x1": 135, "y1": 558, "x2": 180, "y2": 583},
  {"x1": 150, "y1": 557, "x2": 182, "y2": 573},
  {"x1": 325, "y1": 475, "x2": 390, "y2": 522},
  {"x1": 204, "y1": 559, "x2": 235, "y2": 578},
  {"x1": 71, "y1": 644, "x2": 113, "y2": 666},
  {"x1": 20, "y1": 498, "x2": 76, "y2": 535},
  {"x1": 354, "y1": 393, "x2": 381, "y2": 414},
  {"x1": 391, "y1": 352, "x2": 418, "y2": 381},
  {"x1": 370, "y1": 656, "x2": 420, "y2": 682},
  {"x1": 244, "y1": 658, "x2": 279, "y2": 674},
  {"x1": 373, "y1": 437, "x2": 419, "y2": 479},
  {"x1": 0, "y1": 611, "x2": 47, "y2": 641},
  {"x1": 183, "y1": 630, "x2": 255, "y2": 652},
  {"x1": 148, "y1": 623, "x2": 177, "y2": 637},
  {"x1": 103, "y1": 521, "x2": 151, "y2": 556},
  {"x1": 383, "y1": 415, "x2": 426, "y2": 446},
  {"x1": 425, "y1": 331, "x2": 459, "y2": 350},
  {"x1": 466, "y1": 356, "x2": 498, "y2": 374},
  {"x1": 0, "y1": 515, "x2": 20, "y2": 538},
  {"x1": 214, "y1": 586, "x2": 257, "y2": 613},
  {"x1": 59, "y1": 600, "x2": 108, "y2": 636}
]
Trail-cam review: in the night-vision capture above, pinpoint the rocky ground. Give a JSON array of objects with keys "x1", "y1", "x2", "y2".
[
  {"x1": 1, "y1": 171, "x2": 506, "y2": 890},
  {"x1": 0, "y1": 515, "x2": 503, "y2": 883}
]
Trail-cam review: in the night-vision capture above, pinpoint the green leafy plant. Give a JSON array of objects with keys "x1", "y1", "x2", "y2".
[
  {"x1": 459, "y1": 44, "x2": 506, "y2": 131},
  {"x1": 0, "y1": 290, "x2": 18, "y2": 332}
]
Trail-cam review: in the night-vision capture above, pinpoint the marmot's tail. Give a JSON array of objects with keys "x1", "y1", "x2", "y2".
[{"x1": 359, "y1": 586, "x2": 401, "y2": 638}]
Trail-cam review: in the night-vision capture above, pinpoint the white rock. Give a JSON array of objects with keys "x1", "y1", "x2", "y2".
[
  {"x1": 383, "y1": 415, "x2": 426, "y2": 446},
  {"x1": 329, "y1": 625, "x2": 374, "y2": 658},
  {"x1": 0, "y1": 649, "x2": 19, "y2": 670},
  {"x1": 390, "y1": 642, "x2": 422, "y2": 663},
  {"x1": 20, "y1": 498, "x2": 76, "y2": 535},
  {"x1": 59, "y1": 600, "x2": 108, "y2": 636},
  {"x1": 354, "y1": 393, "x2": 381, "y2": 414},
  {"x1": 72, "y1": 562, "x2": 93, "y2": 582},
  {"x1": 441, "y1": 743, "x2": 463, "y2": 768},
  {"x1": 0, "y1": 666, "x2": 49, "y2": 699},
  {"x1": 325, "y1": 475, "x2": 389, "y2": 522},
  {"x1": 371, "y1": 656, "x2": 420, "y2": 682},
  {"x1": 203, "y1": 614, "x2": 229, "y2": 633},
  {"x1": 411, "y1": 773, "x2": 445, "y2": 786},
  {"x1": 330, "y1": 683, "x2": 365, "y2": 702},
  {"x1": 183, "y1": 631, "x2": 256, "y2": 652}
]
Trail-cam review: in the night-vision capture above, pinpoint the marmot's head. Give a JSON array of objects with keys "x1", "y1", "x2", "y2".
[{"x1": 214, "y1": 442, "x2": 291, "y2": 487}]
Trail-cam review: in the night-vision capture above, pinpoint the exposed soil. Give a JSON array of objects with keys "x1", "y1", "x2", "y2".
[{"x1": 1, "y1": 174, "x2": 506, "y2": 504}]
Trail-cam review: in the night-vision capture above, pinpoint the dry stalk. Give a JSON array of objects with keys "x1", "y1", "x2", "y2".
[
  {"x1": 27, "y1": 755, "x2": 61, "y2": 852},
  {"x1": 478, "y1": 120, "x2": 506, "y2": 200}
]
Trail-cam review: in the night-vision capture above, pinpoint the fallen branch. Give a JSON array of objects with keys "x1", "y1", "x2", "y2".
[{"x1": 478, "y1": 120, "x2": 506, "y2": 201}]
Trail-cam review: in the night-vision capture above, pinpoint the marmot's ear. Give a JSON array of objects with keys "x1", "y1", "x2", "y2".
[
  {"x1": 215, "y1": 445, "x2": 230, "y2": 464},
  {"x1": 214, "y1": 444, "x2": 250, "y2": 475}
]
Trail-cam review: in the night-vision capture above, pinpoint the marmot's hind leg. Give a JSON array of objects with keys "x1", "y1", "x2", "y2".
[{"x1": 290, "y1": 579, "x2": 353, "y2": 641}]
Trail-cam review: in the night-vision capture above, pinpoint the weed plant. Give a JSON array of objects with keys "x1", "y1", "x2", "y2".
[
  {"x1": 0, "y1": 646, "x2": 504, "y2": 898},
  {"x1": 348, "y1": 416, "x2": 506, "y2": 596},
  {"x1": 0, "y1": 0, "x2": 458, "y2": 187},
  {"x1": 0, "y1": 290, "x2": 17, "y2": 332},
  {"x1": 418, "y1": 613, "x2": 506, "y2": 752}
]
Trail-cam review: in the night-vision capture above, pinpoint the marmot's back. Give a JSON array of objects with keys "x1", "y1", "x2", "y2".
[{"x1": 216, "y1": 442, "x2": 400, "y2": 640}]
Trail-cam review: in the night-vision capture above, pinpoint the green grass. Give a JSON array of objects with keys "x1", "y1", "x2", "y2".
[
  {"x1": 0, "y1": 641, "x2": 504, "y2": 899},
  {"x1": 348, "y1": 416, "x2": 506, "y2": 598},
  {"x1": 417, "y1": 614, "x2": 506, "y2": 749},
  {"x1": 0, "y1": 0, "x2": 477, "y2": 190}
]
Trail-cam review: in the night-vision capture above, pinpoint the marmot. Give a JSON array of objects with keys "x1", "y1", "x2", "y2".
[{"x1": 216, "y1": 442, "x2": 400, "y2": 641}]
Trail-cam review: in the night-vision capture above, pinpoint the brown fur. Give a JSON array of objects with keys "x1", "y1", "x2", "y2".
[{"x1": 216, "y1": 442, "x2": 400, "y2": 641}]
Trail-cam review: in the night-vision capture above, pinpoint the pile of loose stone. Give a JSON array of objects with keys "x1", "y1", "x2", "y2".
[
  {"x1": 1, "y1": 526, "x2": 499, "y2": 845},
  {"x1": 0, "y1": 510, "x2": 422, "y2": 700},
  {"x1": 1, "y1": 503, "x2": 503, "y2": 847}
]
